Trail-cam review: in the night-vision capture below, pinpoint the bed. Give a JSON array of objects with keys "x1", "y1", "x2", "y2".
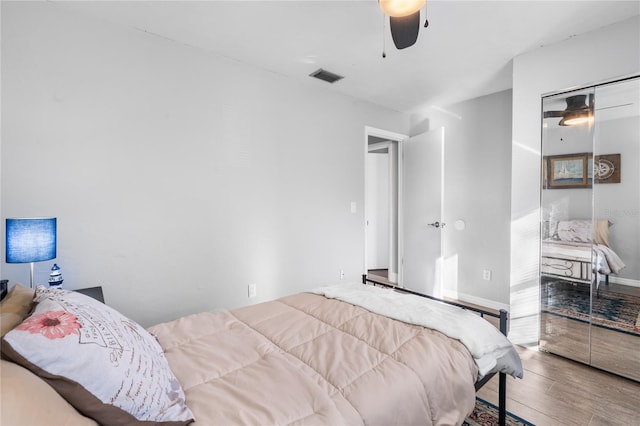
[
  {"x1": 1, "y1": 278, "x2": 522, "y2": 426},
  {"x1": 541, "y1": 219, "x2": 625, "y2": 294}
]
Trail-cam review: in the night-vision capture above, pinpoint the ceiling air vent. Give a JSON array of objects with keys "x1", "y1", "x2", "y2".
[{"x1": 309, "y1": 68, "x2": 344, "y2": 84}]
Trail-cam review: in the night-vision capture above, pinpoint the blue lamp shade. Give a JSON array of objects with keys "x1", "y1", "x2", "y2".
[{"x1": 6, "y1": 218, "x2": 57, "y2": 263}]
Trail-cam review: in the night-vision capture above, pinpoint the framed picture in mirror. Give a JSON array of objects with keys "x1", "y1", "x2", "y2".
[
  {"x1": 591, "y1": 153, "x2": 621, "y2": 184},
  {"x1": 546, "y1": 152, "x2": 590, "y2": 189}
]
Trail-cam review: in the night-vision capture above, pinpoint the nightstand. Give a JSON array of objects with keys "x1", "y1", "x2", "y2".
[
  {"x1": 75, "y1": 286, "x2": 105, "y2": 303},
  {"x1": 1, "y1": 279, "x2": 8, "y2": 300}
]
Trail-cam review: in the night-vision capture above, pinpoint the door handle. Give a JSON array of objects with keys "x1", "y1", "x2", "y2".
[{"x1": 427, "y1": 221, "x2": 445, "y2": 228}]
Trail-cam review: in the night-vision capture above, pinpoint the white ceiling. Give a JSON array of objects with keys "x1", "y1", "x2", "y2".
[{"x1": 54, "y1": 0, "x2": 640, "y2": 114}]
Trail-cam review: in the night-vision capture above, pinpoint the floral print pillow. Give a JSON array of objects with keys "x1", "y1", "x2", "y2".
[
  {"x1": 16, "y1": 309, "x2": 81, "y2": 339},
  {"x1": 1, "y1": 286, "x2": 194, "y2": 425}
]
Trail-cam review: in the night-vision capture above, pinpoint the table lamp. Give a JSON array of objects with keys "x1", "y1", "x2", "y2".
[{"x1": 5, "y1": 218, "x2": 57, "y2": 288}]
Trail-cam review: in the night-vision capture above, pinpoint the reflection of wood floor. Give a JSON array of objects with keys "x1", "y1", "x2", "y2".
[
  {"x1": 540, "y1": 312, "x2": 640, "y2": 382},
  {"x1": 540, "y1": 279, "x2": 640, "y2": 382},
  {"x1": 478, "y1": 345, "x2": 640, "y2": 425}
]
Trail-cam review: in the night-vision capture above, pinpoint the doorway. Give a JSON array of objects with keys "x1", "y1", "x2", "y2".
[
  {"x1": 366, "y1": 133, "x2": 401, "y2": 284},
  {"x1": 364, "y1": 126, "x2": 445, "y2": 294}
]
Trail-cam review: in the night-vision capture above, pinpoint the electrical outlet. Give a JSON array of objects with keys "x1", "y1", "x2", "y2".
[
  {"x1": 340, "y1": 270, "x2": 345, "y2": 280},
  {"x1": 482, "y1": 269, "x2": 492, "y2": 281},
  {"x1": 248, "y1": 283, "x2": 257, "y2": 298}
]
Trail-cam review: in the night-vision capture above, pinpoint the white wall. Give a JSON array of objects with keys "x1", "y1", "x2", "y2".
[
  {"x1": 0, "y1": 2, "x2": 408, "y2": 326},
  {"x1": 510, "y1": 15, "x2": 640, "y2": 345},
  {"x1": 442, "y1": 90, "x2": 513, "y2": 307},
  {"x1": 366, "y1": 152, "x2": 390, "y2": 270},
  {"x1": 594, "y1": 114, "x2": 640, "y2": 282},
  {"x1": 408, "y1": 90, "x2": 513, "y2": 310}
]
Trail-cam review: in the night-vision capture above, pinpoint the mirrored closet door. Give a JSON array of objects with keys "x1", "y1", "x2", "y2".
[{"x1": 540, "y1": 76, "x2": 640, "y2": 382}]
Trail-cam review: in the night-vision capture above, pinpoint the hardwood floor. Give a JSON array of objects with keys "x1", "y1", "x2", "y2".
[
  {"x1": 368, "y1": 269, "x2": 389, "y2": 280},
  {"x1": 477, "y1": 345, "x2": 640, "y2": 425},
  {"x1": 362, "y1": 273, "x2": 640, "y2": 424}
]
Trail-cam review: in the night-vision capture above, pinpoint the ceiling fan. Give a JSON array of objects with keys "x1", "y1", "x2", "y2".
[
  {"x1": 543, "y1": 94, "x2": 594, "y2": 126},
  {"x1": 379, "y1": 0, "x2": 429, "y2": 50}
]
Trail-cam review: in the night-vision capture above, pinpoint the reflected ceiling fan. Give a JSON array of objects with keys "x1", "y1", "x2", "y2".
[
  {"x1": 379, "y1": 0, "x2": 429, "y2": 50},
  {"x1": 544, "y1": 94, "x2": 594, "y2": 126}
]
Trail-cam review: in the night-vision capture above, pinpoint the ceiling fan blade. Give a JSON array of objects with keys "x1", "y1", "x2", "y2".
[
  {"x1": 390, "y1": 10, "x2": 420, "y2": 49},
  {"x1": 543, "y1": 111, "x2": 565, "y2": 118},
  {"x1": 544, "y1": 94, "x2": 594, "y2": 120}
]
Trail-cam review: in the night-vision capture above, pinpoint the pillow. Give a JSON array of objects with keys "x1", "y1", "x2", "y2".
[
  {"x1": 556, "y1": 220, "x2": 592, "y2": 243},
  {"x1": 1, "y1": 359, "x2": 97, "y2": 425},
  {"x1": 0, "y1": 283, "x2": 35, "y2": 337},
  {"x1": 593, "y1": 219, "x2": 612, "y2": 247},
  {"x1": 556, "y1": 219, "x2": 612, "y2": 246},
  {"x1": 1, "y1": 286, "x2": 194, "y2": 425}
]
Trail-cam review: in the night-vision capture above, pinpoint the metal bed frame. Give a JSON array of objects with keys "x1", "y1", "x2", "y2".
[{"x1": 362, "y1": 275, "x2": 509, "y2": 426}]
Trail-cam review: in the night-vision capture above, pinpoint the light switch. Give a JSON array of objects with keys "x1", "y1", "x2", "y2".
[{"x1": 350, "y1": 202, "x2": 357, "y2": 213}]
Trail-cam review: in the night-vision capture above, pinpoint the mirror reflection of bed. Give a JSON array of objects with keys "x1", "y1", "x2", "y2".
[
  {"x1": 541, "y1": 219, "x2": 625, "y2": 296},
  {"x1": 540, "y1": 76, "x2": 640, "y2": 382}
]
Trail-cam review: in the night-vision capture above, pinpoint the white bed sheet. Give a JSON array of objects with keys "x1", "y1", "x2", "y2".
[
  {"x1": 541, "y1": 240, "x2": 625, "y2": 275},
  {"x1": 312, "y1": 283, "x2": 523, "y2": 380},
  {"x1": 541, "y1": 240, "x2": 591, "y2": 261}
]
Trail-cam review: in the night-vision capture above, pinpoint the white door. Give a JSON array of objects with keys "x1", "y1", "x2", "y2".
[{"x1": 401, "y1": 128, "x2": 444, "y2": 296}]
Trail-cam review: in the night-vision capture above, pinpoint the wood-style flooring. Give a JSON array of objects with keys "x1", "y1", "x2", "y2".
[
  {"x1": 478, "y1": 345, "x2": 640, "y2": 425},
  {"x1": 364, "y1": 272, "x2": 640, "y2": 425}
]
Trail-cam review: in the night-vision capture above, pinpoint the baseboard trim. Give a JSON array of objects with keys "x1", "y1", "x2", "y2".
[
  {"x1": 442, "y1": 289, "x2": 510, "y2": 313},
  {"x1": 609, "y1": 276, "x2": 640, "y2": 288},
  {"x1": 441, "y1": 279, "x2": 640, "y2": 313}
]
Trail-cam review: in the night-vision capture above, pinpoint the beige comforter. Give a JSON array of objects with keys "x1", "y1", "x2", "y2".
[{"x1": 148, "y1": 292, "x2": 479, "y2": 426}]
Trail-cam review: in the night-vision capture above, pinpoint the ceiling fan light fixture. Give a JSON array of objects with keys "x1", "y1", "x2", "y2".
[
  {"x1": 559, "y1": 94, "x2": 593, "y2": 126},
  {"x1": 545, "y1": 94, "x2": 594, "y2": 126},
  {"x1": 559, "y1": 111, "x2": 593, "y2": 126},
  {"x1": 379, "y1": 0, "x2": 425, "y2": 17}
]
